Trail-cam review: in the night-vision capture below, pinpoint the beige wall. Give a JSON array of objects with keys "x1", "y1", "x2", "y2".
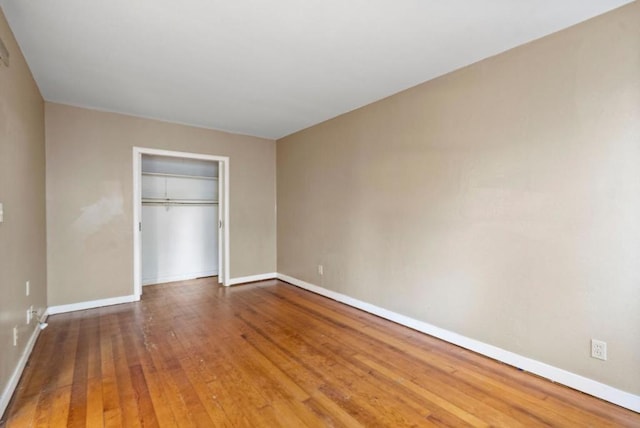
[
  {"x1": 0, "y1": 8, "x2": 47, "y2": 408},
  {"x1": 277, "y1": 2, "x2": 640, "y2": 395},
  {"x1": 45, "y1": 103, "x2": 276, "y2": 306}
]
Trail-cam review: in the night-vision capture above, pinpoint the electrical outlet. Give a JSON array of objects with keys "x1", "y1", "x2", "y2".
[
  {"x1": 591, "y1": 339, "x2": 607, "y2": 361},
  {"x1": 27, "y1": 305, "x2": 34, "y2": 324},
  {"x1": 26, "y1": 280, "x2": 30, "y2": 296},
  {"x1": 318, "y1": 264, "x2": 323, "y2": 276},
  {"x1": 13, "y1": 326, "x2": 18, "y2": 346}
]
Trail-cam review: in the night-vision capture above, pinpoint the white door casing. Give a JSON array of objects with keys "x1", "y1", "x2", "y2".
[{"x1": 133, "y1": 147, "x2": 230, "y2": 297}]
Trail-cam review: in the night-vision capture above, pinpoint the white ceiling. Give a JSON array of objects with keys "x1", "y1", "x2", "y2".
[{"x1": 1, "y1": 0, "x2": 633, "y2": 139}]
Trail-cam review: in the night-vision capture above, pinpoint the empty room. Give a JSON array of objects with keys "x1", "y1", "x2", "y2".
[{"x1": 1, "y1": 0, "x2": 639, "y2": 426}]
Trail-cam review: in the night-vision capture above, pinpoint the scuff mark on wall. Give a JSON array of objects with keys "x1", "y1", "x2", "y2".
[{"x1": 72, "y1": 182, "x2": 124, "y2": 236}]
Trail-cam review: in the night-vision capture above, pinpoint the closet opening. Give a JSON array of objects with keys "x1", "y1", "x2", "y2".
[{"x1": 132, "y1": 148, "x2": 230, "y2": 297}]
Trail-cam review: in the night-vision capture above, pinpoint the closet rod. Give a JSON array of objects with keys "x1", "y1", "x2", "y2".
[
  {"x1": 142, "y1": 201, "x2": 218, "y2": 206},
  {"x1": 142, "y1": 171, "x2": 218, "y2": 180}
]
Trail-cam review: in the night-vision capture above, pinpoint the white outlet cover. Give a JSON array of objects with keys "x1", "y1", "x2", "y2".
[{"x1": 591, "y1": 339, "x2": 607, "y2": 360}]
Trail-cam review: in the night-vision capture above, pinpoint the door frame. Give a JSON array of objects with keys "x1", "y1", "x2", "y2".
[{"x1": 132, "y1": 147, "x2": 230, "y2": 297}]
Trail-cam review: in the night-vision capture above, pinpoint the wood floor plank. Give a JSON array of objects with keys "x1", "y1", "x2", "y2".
[
  {"x1": 100, "y1": 320, "x2": 122, "y2": 427},
  {"x1": 67, "y1": 320, "x2": 89, "y2": 427},
  {"x1": 48, "y1": 385, "x2": 73, "y2": 427},
  {"x1": 3, "y1": 278, "x2": 639, "y2": 427},
  {"x1": 85, "y1": 377, "x2": 104, "y2": 428},
  {"x1": 144, "y1": 353, "x2": 195, "y2": 427},
  {"x1": 138, "y1": 362, "x2": 180, "y2": 428}
]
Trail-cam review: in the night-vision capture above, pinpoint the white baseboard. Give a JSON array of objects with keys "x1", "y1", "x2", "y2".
[
  {"x1": 227, "y1": 272, "x2": 277, "y2": 286},
  {"x1": 0, "y1": 312, "x2": 49, "y2": 418},
  {"x1": 48, "y1": 294, "x2": 140, "y2": 315},
  {"x1": 276, "y1": 273, "x2": 640, "y2": 413},
  {"x1": 142, "y1": 270, "x2": 219, "y2": 286}
]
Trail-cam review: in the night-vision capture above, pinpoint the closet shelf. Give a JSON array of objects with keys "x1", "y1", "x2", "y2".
[
  {"x1": 142, "y1": 171, "x2": 218, "y2": 180},
  {"x1": 142, "y1": 198, "x2": 218, "y2": 205}
]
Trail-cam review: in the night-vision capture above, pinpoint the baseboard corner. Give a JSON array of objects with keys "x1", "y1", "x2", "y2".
[{"x1": 227, "y1": 272, "x2": 277, "y2": 286}]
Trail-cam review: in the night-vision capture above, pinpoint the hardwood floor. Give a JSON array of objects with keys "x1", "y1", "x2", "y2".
[{"x1": 2, "y1": 278, "x2": 639, "y2": 427}]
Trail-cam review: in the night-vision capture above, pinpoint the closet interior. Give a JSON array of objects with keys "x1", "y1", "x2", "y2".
[{"x1": 141, "y1": 155, "x2": 219, "y2": 286}]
